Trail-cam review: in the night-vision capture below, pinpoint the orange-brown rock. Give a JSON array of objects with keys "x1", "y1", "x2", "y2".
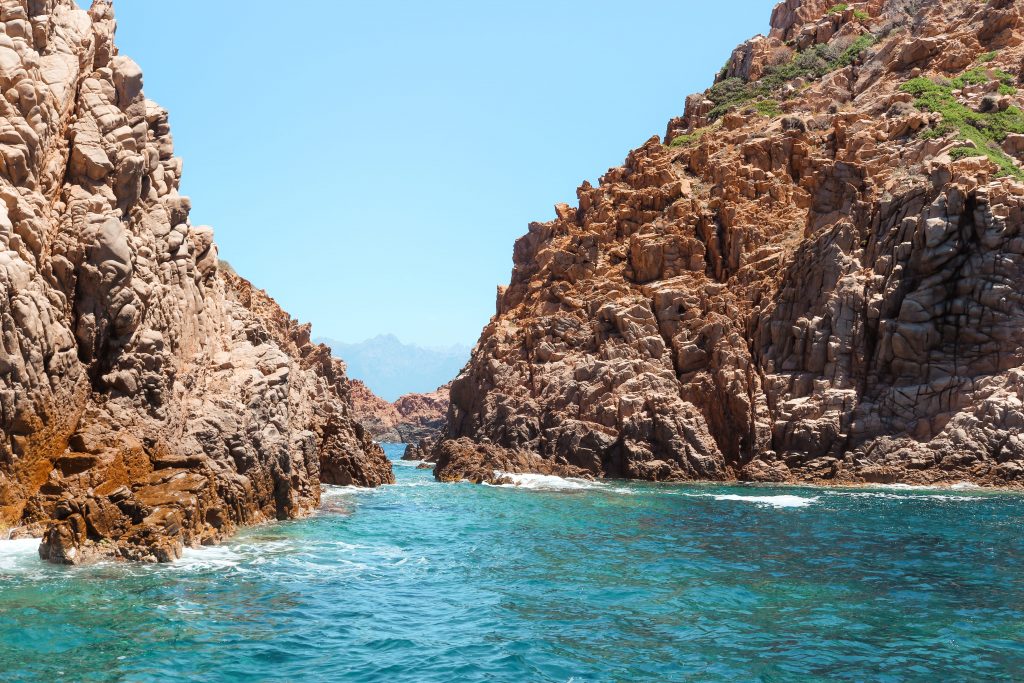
[
  {"x1": 349, "y1": 380, "x2": 450, "y2": 444},
  {"x1": 393, "y1": 383, "x2": 450, "y2": 443},
  {"x1": 438, "y1": 0, "x2": 1024, "y2": 488},
  {"x1": 349, "y1": 379, "x2": 404, "y2": 442},
  {"x1": 0, "y1": 0, "x2": 392, "y2": 563},
  {"x1": 432, "y1": 438, "x2": 592, "y2": 485}
]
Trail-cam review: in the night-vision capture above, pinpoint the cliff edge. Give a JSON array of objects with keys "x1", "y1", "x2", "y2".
[
  {"x1": 437, "y1": 0, "x2": 1024, "y2": 487},
  {"x1": 0, "y1": 0, "x2": 392, "y2": 563}
]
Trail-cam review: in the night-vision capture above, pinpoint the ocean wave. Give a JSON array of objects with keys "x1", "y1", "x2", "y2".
[
  {"x1": 0, "y1": 537, "x2": 40, "y2": 572},
  {"x1": 175, "y1": 544, "x2": 246, "y2": 571},
  {"x1": 823, "y1": 490, "x2": 983, "y2": 502},
  {"x1": 321, "y1": 484, "x2": 376, "y2": 499},
  {"x1": 486, "y1": 471, "x2": 608, "y2": 491},
  {"x1": 708, "y1": 493, "x2": 819, "y2": 508},
  {"x1": 873, "y1": 483, "x2": 943, "y2": 490}
]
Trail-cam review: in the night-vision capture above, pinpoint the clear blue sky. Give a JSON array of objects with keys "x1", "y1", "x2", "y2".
[{"x1": 95, "y1": 0, "x2": 775, "y2": 347}]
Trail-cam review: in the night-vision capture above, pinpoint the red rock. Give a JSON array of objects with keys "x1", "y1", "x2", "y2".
[
  {"x1": 435, "y1": 0, "x2": 1024, "y2": 489},
  {"x1": 348, "y1": 380, "x2": 451, "y2": 444},
  {"x1": 0, "y1": 0, "x2": 392, "y2": 564}
]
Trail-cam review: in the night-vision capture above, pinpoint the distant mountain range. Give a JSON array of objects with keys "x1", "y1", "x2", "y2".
[{"x1": 318, "y1": 334, "x2": 471, "y2": 401}]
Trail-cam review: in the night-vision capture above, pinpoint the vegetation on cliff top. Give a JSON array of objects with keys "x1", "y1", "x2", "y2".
[
  {"x1": 706, "y1": 34, "x2": 876, "y2": 122},
  {"x1": 903, "y1": 69, "x2": 1024, "y2": 179}
]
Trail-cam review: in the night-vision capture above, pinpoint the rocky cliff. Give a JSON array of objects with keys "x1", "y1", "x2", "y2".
[
  {"x1": 438, "y1": 0, "x2": 1024, "y2": 487},
  {"x1": 0, "y1": 0, "x2": 392, "y2": 564},
  {"x1": 349, "y1": 379, "x2": 449, "y2": 444}
]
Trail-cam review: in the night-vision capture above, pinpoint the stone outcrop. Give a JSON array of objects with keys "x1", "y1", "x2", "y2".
[
  {"x1": 348, "y1": 378, "x2": 450, "y2": 444},
  {"x1": 348, "y1": 379, "x2": 403, "y2": 442},
  {"x1": 437, "y1": 0, "x2": 1024, "y2": 487},
  {"x1": 432, "y1": 438, "x2": 591, "y2": 485},
  {"x1": 393, "y1": 383, "x2": 450, "y2": 443},
  {"x1": 0, "y1": 0, "x2": 392, "y2": 563}
]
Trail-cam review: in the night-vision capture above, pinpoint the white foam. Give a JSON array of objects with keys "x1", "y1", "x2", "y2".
[
  {"x1": 709, "y1": 493, "x2": 818, "y2": 508},
  {"x1": 487, "y1": 471, "x2": 606, "y2": 491},
  {"x1": 0, "y1": 537, "x2": 41, "y2": 572},
  {"x1": 321, "y1": 484, "x2": 375, "y2": 499},
  {"x1": 175, "y1": 544, "x2": 244, "y2": 571},
  {"x1": 951, "y1": 482, "x2": 983, "y2": 491},
  {"x1": 873, "y1": 483, "x2": 947, "y2": 491},
  {"x1": 823, "y1": 490, "x2": 983, "y2": 502}
]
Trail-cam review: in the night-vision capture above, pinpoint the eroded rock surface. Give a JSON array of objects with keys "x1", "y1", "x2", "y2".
[
  {"x1": 349, "y1": 379, "x2": 450, "y2": 444},
  {"x1": 438, "y1": 0, "x2": 1024, "y2": 487},
  {"x1": 0, "y1": 0, "x2": 392, "y2": 563}
]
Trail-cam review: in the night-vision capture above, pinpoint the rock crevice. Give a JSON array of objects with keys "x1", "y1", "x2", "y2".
[
  {"x1": 0, "y1": 0, "x2": 392, "y2": 563},
  {"x1": 435, "y1": 0, "x2": 1024, "y2": 487}
]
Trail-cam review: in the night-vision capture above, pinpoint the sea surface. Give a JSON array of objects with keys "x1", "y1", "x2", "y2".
[{"x1": 1, "y1": 444, "x2": 1023, "y2": 682}]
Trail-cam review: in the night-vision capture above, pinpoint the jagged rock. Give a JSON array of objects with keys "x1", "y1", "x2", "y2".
[
  {"x1": 435, "y1": 0, "x2": 1024, "y2": 488},
  {"x1": 0, "y1": 0, "x2": 392, "y2": 564},
  {"x1": 348, "y1": 379, "x2": 451, "y2": 444},
  {"x1": 432, "y1": 438, "x2": 592, "y2": 484},
  {"x1": 349, "y1": 380, "x2": 403, "y2": 442},
  {"x1": 393, "y1": 384, "x2": 450, "y2": 443},
  {"x1": 402, "y1": 437, "x2": 436, "y2": 463}
]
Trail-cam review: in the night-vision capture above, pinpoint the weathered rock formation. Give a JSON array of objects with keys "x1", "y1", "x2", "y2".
[
  {"x1": 0, "y1": 0, "x2": 392, "y2": 564},
  {"x1": 393, "y1": 383, "x2": 450, "y2": 443},
  {"x1": 437, "y1": 0, "x2": 1024, "y2": 487},
  {"x1": 348, "y1": 378, "x2": 450, "y2": 444}
]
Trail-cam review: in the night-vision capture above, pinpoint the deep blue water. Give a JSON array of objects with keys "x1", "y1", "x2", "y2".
[{"x1": 1, "y1": 444, "x2": 1023, "y2": 682}]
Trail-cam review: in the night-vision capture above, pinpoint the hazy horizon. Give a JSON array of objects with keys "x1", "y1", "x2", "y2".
[{"x1": 95, "y1": 0, "x2": 775, "y2": 347}]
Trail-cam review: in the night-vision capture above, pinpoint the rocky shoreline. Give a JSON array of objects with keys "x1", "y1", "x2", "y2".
[
  {"x1": 429, "y1": 0, "x2": 1024, "y2": 489},
  {"x1": 0, "y1": 0, "x2": 392, "y2": 563}
]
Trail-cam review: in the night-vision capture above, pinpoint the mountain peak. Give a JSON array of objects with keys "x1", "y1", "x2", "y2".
[{"x1": 318, "y1": 336, "x2": 470, "y2": 401}]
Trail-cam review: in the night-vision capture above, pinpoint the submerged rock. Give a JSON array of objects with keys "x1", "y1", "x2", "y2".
[
  {"x1": 437, "y1": 0, "x2": 1024, "y2": 487},
  {"x1": 0, "y1": 0, "x2": 392, "y2": 563}
]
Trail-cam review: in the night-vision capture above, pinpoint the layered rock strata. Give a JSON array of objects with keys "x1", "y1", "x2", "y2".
[
  {"x1": 0, "y1": 0, "x2": 392, "y2": 563},
  {"x1": 436, "y1": 0, "x2": 1024, "y2": 487}
]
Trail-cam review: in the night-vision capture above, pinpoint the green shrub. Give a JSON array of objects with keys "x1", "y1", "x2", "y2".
[
  {"x1": 756, "y1": 99, "x2": 782, "y2": 117},
  {"x1": 978, "y1": 51, "x2": 998, "y2": 63},
  {"x1": 669, "y1": 127, "x2": 709, "y2": 147},
  {"x1": 902, "y1": 73, "x2": 1024, "y2": 179},
  {"x1": 828, "y1": 3, "x2": 848, "y2": 13},
  {"x1": 833, "y1": 34, "x2": 876, "y2": 69},
  {"x1": 949, "y1": 67, "x2": 1015, "y2": 89},
  {"x1": 853, "y1": 9, "x2": 870, "y2": 21},
  {"x1": 949, "y1": 146, "x2": 981, "y2": 161},
  {"x1": 704, "y1": 34, "x2": 876, "y2": 122},
  {"x1": 707, "y1": 77, "x2": 758, "y2": 121}
]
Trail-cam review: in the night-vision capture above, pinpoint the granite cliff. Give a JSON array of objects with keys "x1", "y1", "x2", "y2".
[
  {"x1": 348, "y1": 379, "x2": 449, "y2": 444},
  {"x1": 436, "y1": 0, "x2": 1024, "y2": 487},
  {"x1": 0, "y1": 0, "x2": 392, "y2": 563}
]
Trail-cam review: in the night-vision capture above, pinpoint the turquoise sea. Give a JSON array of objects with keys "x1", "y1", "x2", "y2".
[{"x1": 1, "y1": 443, "x2": 1023, "y2": 682}]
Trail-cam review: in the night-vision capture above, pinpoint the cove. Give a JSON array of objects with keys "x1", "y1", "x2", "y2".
[{"x1": 1, "y1": 445, "x2": 1023, "y2": 682}]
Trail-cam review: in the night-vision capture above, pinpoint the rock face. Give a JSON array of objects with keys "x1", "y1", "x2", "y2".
[
  {"x1": 438, "y1": 0, "x2": 1024, "y2": 487},
  {"x1": 393, "y1": 383, "x2": 450, "y2": 443},
  {"x1": 0, "y1": 0, "x2": 392, "y2": 564},
  {"x1": 348, "y1": 378, "x2": 450, "y2": 444}
]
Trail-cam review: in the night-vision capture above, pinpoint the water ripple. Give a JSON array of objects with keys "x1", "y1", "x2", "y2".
[{"x1": 1, "y1": 444, "x2": 1023, "y2": 681}]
